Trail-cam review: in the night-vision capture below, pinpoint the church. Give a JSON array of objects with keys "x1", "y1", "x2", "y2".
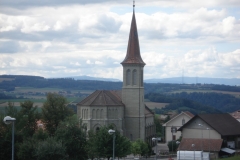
[{"x1": 77, "y1": 4, "x2": 156, "y2": 144}]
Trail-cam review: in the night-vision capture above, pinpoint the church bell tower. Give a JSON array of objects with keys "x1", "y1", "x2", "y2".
[{"x1": 121, "y1": 2, "x2": 146, "y2": 141}]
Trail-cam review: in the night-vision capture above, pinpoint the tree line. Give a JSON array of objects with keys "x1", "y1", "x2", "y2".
[
  {"x1": 0, "y1": 93, "x2": 152, "y2": 160},
  {"x1": 145, "y1": 93, "x2": 222, "y2": 115},
  {"x1": 1, "y1": 75, "x2": 240, "y2": 92}
]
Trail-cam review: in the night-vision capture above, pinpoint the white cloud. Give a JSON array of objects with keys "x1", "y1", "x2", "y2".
[{"x1": 0, "y1": 1, "x2": 239, "y2": 80}]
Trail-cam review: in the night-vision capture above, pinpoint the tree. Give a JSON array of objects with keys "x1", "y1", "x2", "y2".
[
  {"x1": 86, "y1": 126, "x2": 131, "y2": 160},
  {"x1": 154, "y1": 114, "x2": 162, "y2": 137},
  {"x1": 17, "y1": 100, "x2": 40, "y2": 138},
  {"x1": 55, "y1": 115, "x2": 87, "y2": 160},
  {"x1": 42, "y1": 93, "x2": 73, "y2": 135},
  {"x1": 34, "y1": 137, "x2": 67, "y2": 160},
  {"x1": 131, "y1": 139, "x2": 149, "y2": 158},
  {"x1": 17, "y1": 138, "x2": 37, "y2": 160},
  {"x1": 167, "y1": 140, "x2": 177, "y2": 152}
]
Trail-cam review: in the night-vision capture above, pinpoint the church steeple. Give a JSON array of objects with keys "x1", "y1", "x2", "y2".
[
  {"x1": 121, "y1": 2, "x2": 145, "y2": 65},
  {"x1": 121, "y1": 2, "x2": 146, "y2": 141}
]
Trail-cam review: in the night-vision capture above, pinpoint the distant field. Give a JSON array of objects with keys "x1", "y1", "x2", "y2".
[
  {"x1": 0, "y1": 78, "x2": 14, "y2": 82},
  {"x1": 170, "y1": 89, "x2": 240, "y2": 98},
  {"x1": 0, "y1": 105, "x2": 42, "y2": 113},
  {"x1": 14, "y1": 87, "x2": 64, "y2": 93}
]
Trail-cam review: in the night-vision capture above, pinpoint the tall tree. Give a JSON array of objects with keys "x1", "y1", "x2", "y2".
[
  {"x1": 34, "y1": 137, "x2": 67, "y2": 160},
  {"x1": 131, "y1": 139, "x2": 149, "y2": 158},
  {"x1": 42, "y1": 93, "x2": 73, "y2": 135},
  {"x1": 86, "y1": 126, "x2": 131, "y2": 160},
  {"x1": 17, "y1": 100, "x2": 40, "y2": 138},
  {"x1": 55, "y1": 115, "x2": 87, "y2": 160}
]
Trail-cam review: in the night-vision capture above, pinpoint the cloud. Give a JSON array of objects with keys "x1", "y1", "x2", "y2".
[{"x1": 0, "y1": 1, "x2": 239, "y2": 79}]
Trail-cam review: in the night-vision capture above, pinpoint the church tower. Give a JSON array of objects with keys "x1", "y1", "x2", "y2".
[{"x1": 121, "y1": 2, "x2": 146, "y2": 141}]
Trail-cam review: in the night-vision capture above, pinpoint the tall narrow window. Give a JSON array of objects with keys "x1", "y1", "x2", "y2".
[
  {"x1": 141, "y1": 70, "x2": 143, "y2": 86},
  {"x1": 96, "y1": 109, "x2": 99, "y2": 119},
  {"x1": 100, "y1": 109, "x2": 103, "y2": 119},
  {"x1": 133, "y1": 69, "x2": 137, "y2": 85},
  {"x1": 126, "y1": 69, "x2": 131, "y2": 85},
  {"x1": 92, "y1": 109, "x2": 95, "y2": 119}
]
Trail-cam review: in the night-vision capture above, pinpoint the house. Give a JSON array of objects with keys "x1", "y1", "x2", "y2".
[
  {"x1": 77, "y1": 4, "x2": 156, "y2": 144},
  {"x1": 178, "y1": 113, "x2": 240, "y2": 158},
  {"x1": 162, "y1": 111, "x2": 194, "y2": 143}
]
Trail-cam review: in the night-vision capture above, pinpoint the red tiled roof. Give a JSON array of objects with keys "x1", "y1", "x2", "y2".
[
  {"x1": 178, "y1": 138, "x2": 223, "y2": 152},
  {"x1": 121, "y1": 8, "x2": 145, "y2": 65}
]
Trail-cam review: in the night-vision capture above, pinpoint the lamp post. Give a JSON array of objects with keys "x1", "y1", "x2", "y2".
[
  {"x1": 3, "y1": 116, "x2": 16, "y2": 160},
  {"x1": 192, "y1": 144, "x2": 195, "y2": 160},
  {"x1": 198, "y1": 124, "x2": 203, "y2": 160},
  {"x1": 171, "y1": 126, "x2": 177, "y2": 153},
  {"x1": 108, "y1": 129, "x2": 115, "y2": 160},
  {"x1": 198, "y1": 124, "x2": 203, "y2": 150},
  {"x1": 207, "y1": 128, "x2": 210, "y2": 153},
  {"x1": 152, "y1": 137, "x2": 157, "y2": 160},
  {"x1": 176, "y1": 141, "x2": 180, "y2": 160}
]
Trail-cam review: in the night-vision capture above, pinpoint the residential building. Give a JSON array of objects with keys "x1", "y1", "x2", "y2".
[
  {"x1": 163, "y1": 111, "x2": 194, "y2": 143},
  {"x1": 178, "y1": 113, "x2": 240, "y2": 158}
]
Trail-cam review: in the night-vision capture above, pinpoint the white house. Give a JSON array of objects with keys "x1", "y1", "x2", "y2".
[{"x1": 163, "y1": 111, "x2": 194, "y2": 143}]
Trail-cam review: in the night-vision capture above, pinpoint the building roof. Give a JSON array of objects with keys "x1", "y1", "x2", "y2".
[
  {"x1": 145, "y1": 105, "x2": 155, "y2": 117},
  {"x1": 163, "y1": 111, "x2": 194, "y2": 126},
  {"x1": 77, "y1": 90, "x2": 124, "y2": 106},
  {"x1": 179, "y1": 113, "x2": 240, "y2": 136},
  {"x1": 121, "y1": 7, "x2": 145, "y2": 65},
  {"x1": 230, "y1": 110, "x2": 240, "y2": 120},
  {"x1": 178, "y1": 138, "x2": 223, "y2": 152}
]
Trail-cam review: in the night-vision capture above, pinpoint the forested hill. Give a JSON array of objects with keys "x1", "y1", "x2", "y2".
[
  {"x1": 166, "y1": 92, "x2": 240, "y2": 113},
  {"x1": 0, "y1": 75, "x2": 122, "y2": 91},
  {"x1": 1, "y1": 75, "x2": 240, "y2": 93},
  {"x1": 145, "y1": 92, "x2": 240, "y2": 114},
  {"x1": 1, "y1": 75, "x2": 240, "y2": 114}
]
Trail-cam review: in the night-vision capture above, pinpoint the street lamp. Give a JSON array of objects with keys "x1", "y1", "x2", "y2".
[
  {"x1": 192, "y1": 144, "x2": 195, "y2": 160},
  {"x1": 176, "y1": 141, "x2": 180, "y2": 160},
  {"x1": 198, "y1": 124, "x2": 203, "y2": 151},
  {"x1": 152, "y1": 137, "x2": 157, "y2": 160},
  {"x1": 3, "y1": 116, "x2": 16, "y2": 160},
  {"x1": 207, "y1": 128, "x2": 210, "y2": 153},
  {"x1": 108, "y1": 129, "x2": 115, "y2": 160}
]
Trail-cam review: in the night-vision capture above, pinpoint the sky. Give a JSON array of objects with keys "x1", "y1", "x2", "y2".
[{"x1": 0, "y1": 0, "x2": 240, "y2": 80}]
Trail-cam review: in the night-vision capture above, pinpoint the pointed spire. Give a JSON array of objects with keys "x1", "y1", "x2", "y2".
[{"x1": 121, "y1": 2, "x2": 145, "y2": 65}]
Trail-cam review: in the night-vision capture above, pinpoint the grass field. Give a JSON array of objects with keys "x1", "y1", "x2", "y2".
[{"x1": 221, "y1": 155, "x2": 240, "y2": 160}]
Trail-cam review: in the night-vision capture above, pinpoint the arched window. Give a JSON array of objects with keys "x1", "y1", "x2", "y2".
[
  {"x1": 100, "y1": 109, "x2": 103, "y2": 119},
  {"x1": 96, "y1": 109, "x2": 100, "y2": 119},
  {"x1": 86, "y1": 109, "x2": 88, "y2": 119},
  {"x1": 96, "y1": 127, "x2": 100, "y2": 132},
  {"x1": 133, "y1": 69, "x2": 137, "y2": 85},
  {"x1": 126, "y1": 69, "x2": 131, "y2": 85},
  {"x1": 182, "y1": 118, "x2": 185, "y2": 125},
  {"x1": 141, "y1": 70, "x2": 143, "y2": 86},
  {"x1": 92, "y1": 109, "x2": 95, "y2": 119},
  {"x1": 130, "y1": 134, "x2": 133, "y2": 141},
  {"x1": 82, "y1": 109, "x2": 84, "y2": 119}
]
